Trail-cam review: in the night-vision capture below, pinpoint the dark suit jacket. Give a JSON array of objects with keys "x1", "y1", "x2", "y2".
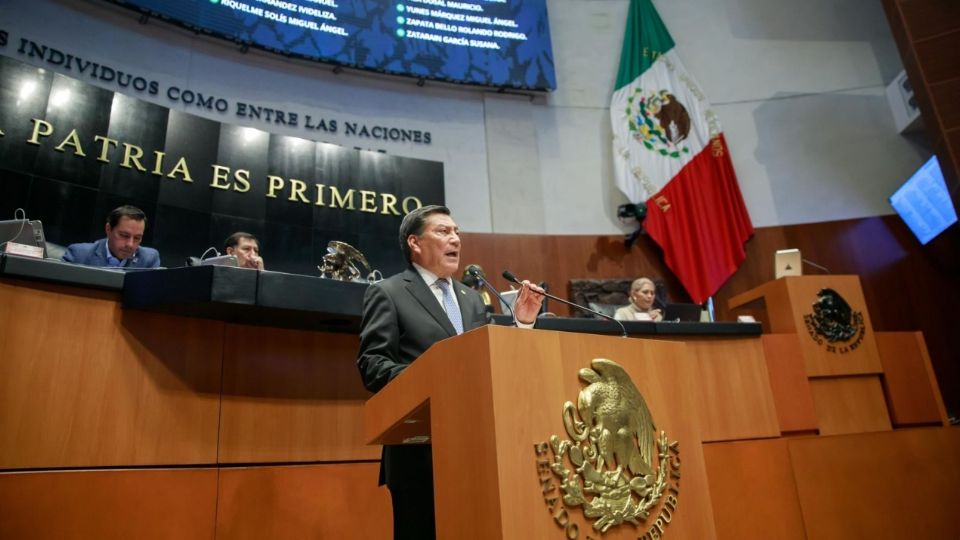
[
  {"x1": 62, "y1": 238, "x2": 161, "y2": 269},
  {"x1": 357, "y1": 266, "x2": 489, "y2": 488}
]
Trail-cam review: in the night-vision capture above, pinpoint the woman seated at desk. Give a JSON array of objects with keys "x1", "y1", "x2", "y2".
[{"x1": 614, "y1": 277, "x2": 663, "y2": 322}]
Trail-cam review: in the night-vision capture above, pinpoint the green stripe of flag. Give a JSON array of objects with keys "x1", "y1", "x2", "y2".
[{"x1": 614, "y1": 0, "x2": 676, "y2": 91}]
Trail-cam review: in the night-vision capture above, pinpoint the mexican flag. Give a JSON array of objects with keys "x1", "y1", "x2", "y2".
[{"x1": 611, "y1": 0, "x2": 753, "y2": 304}]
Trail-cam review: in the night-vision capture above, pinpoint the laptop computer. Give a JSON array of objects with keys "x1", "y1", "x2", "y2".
[
  {"x1": 663, "y1": 303, "x2": 702, "y2": 322},
  {"x1": 200, "y1": 254, "x2": 238, "y2": 267},
  {"x1": 775, "y1": 248, "x2": 802, "y2": 279},
  {"x1": 0, "y1": 219, "x2": 47, "y2": 257},
  {"x1": 498, "y1": 289, "x2": 519, "y2": 315}
]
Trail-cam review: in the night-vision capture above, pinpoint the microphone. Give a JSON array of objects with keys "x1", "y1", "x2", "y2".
[
  {"x1": 199, "y1": 247, "x2": 220, "y2": 260},
  {"x1": 0, "y1": 208, "x2": 29, "y2": 251},
  {"x1": 468, "y1": 266, "x2": 515, "y2": 319},
  {"x1": 802, "y1": 258, "x2": 831, "y2": 274},
  {"x1": 188, "y1": 247, "x2": 238, "y2": 267},
  {"x1": 502, "y1": 270, "x2": 628, "y2": 338}
]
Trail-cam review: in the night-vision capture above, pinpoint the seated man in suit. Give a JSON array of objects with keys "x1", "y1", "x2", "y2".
[
  {"x1": 357, "y1": 205, "x2": 543, "y2": 540},
  {"x1": 62, "y1": 205, "x2": 160, "y2": 269},
  {"x1": 224, "y1": 232, "x2": 264, "y2": 270},
  {"x1": 615, "y1": 277, "x2": 663, "y2": 321}
]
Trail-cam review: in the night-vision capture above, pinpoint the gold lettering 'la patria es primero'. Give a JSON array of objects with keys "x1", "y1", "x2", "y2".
[{"x1": 23, "y1": 118, "x2": 424, "y2": 215}]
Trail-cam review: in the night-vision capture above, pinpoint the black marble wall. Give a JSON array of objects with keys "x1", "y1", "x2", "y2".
[{"x1": 0, "y1": 55, "x2": 444, "y2": 277}]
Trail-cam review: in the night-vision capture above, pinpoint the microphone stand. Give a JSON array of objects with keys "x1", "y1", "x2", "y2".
[
  {"x1": 467, "y1": 268, "x2": 515, "y2": 320},
  {"x1": 802, "y1": 258, "x2": 831, "y2": 274},
  {"x1": 502, "y1": 270, "x2": 628, "y2": 338}
]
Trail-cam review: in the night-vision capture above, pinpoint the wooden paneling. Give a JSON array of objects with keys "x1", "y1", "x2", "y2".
[
  {"x1": 0, "y1": 279, "x2": 222, "y2": 468},
  {"x1": 784, "y1": 276, "x2": 882, "y2": 377},
  {"x1": 702, "y1": 439, "x2": 805, "y2": 540},
  {"x1": 0, "y1": 468, "x2": 217, "y2": 540},
  {"x1": 930, "y1": 78, "x2": 960, "y2": 130},
  {"x1": 460, "y1": 232, "x2": 689, "y2": 319},
  {"x1": 789, "y1": 428, "x2": 960, "y2": 540},
  {"x1": 216, "y1": 463, "x2": 390, "y2": 540},
  {"x1": 949, "y1": 128, "x2": 960, "y2": 174},
  {"x1": 760, "y1": 334, "x2": 818, "y2": 434},
  {"x1": 730, "y1": 276, "x2": 883, "y2": 378},
  {"x1": 876, "y1": 331, "x2": 949, "y2": 426},
  {"x1": 727, "y1": 279, "x2": 794, "y2": 333},
  {"x1": 913, "y1": 30, "x2": 960, "y2": 84},
  {"x1": 465, "y1": 213, "x2": 960, "y2": 420},
  {"x1": 3, "y1": 266, "x2": 959, "y2": 539},
  {"x1": 682, "y1": 338, "x2": 780, "y2": 442},
  {"x1": 898, "y1": 0, "x2": 960, "y2": 40},
  {"x1": 808, "y1": 376, "x2": 892, "y2": 435},
  {"x1": 218, "y1": 325, "x2": 377, "y2": 463}
]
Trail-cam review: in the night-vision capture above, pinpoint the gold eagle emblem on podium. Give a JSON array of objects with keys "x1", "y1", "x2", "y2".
[{"x1": 540, "y1": 358, "x2": 680, "y2": 535}]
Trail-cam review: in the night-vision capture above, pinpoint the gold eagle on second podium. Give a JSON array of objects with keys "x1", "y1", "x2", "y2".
[{"x1": 567, "y1": 358, "x2": 656, "y2": 477}]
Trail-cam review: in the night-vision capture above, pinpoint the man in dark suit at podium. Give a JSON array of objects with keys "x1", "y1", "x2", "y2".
[
  {"x1": 357, "y1": 205, "x2": 542, "y2": 539},
  {"x1": 62, "y1": 205, "x2": 160, "y2": 269}
]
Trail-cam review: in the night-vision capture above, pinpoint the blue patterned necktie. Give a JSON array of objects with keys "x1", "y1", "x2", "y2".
[{"x1": 436, "y1": 279, "x2": 464, "y2": 335}]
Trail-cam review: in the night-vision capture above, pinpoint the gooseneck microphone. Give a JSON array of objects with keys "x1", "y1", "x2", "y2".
[
  {"x1": 802, "y1": 258, "x2": 831, "y2": 274},
  {"x1": 502, "y1": 270, "x2": 628, "y2": 338},
  {"x1": 199, "y1": 247, "x2": 221, "y2": 260},
  {"x1": 467, "y1": 266, "x2": 515, "y2": 319}
]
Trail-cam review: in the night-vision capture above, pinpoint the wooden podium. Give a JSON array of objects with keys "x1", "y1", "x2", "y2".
[
  {"x1": 364, "y1": 325, "x2": 718, "y2": 540},
  {"x1": 728, "y1": 275, "x2": 880, "y2": 377},
  {"x1": 728, "y1": 275, "x2": 947, "y2": 435}
]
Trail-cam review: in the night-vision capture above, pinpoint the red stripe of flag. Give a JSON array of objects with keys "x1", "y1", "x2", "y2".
[{"x1": 643, "y1": 134, "x2": 754, "y2": 304}]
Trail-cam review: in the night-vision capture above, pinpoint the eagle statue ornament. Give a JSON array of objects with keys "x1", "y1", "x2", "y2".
[{"x1": 572, "y1": 358, "x2": 656, "y2": 477}]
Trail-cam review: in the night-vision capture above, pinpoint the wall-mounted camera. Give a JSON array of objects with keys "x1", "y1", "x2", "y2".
[{"x1": 617, "y1": 202, "x2": 647, "y2": 248}]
